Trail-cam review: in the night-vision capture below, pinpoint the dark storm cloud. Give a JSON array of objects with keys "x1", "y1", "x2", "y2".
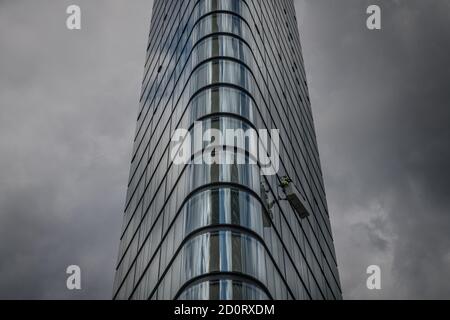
[
  {"x1": 295, "y1": 0, "x2": 450, "y2": 299},
  {"x1": 0, "y1": 0, "x2": 449, "y2": 299}
]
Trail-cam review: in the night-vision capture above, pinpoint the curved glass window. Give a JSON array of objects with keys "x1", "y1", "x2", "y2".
[
  {"x1": 190, "y1": 60, "x2": 253, "y2": 95},
  {"x1": 196, "y1": 0, "x2": 250, "y2": 20},
  {"x1": 188, "y1": 86, "x2": 256, "y2": 124},
  {"x1": 187, "y1": 150, "x2": 261, "y2": 193},
  {"x1": 192, "y1": 35, "x2": 251, "y2": 68},
  {"x1": 182, "y1": 188, "x2": 271, "y2": 235},
  {"x1": 178, "y1": 279, "x2": 270, "y2": 300},
  {"x1": 152, "y1": 230, "x2": 290, "y2": 300},
  {"x1": 192, "y1": 13, "x2": 250, "y2": 45}
]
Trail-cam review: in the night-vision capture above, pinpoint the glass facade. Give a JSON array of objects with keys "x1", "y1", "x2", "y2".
[{"x1": 113, "y1": 0, "x2": 342, "y2": 300}]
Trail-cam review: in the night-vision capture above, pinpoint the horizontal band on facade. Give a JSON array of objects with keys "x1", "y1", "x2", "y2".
[{"x1": 174, "y1": 272, "x2": 273, "y2": 300}]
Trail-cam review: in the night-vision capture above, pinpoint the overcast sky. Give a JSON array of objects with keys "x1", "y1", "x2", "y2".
[{"x1": 0, "y1": 0, "x2": 449, "y2": 300}]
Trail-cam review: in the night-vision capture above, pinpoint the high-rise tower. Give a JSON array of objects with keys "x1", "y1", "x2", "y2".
[{"x1": 113, "y1": 0, "x2": 342, "y2": 300}]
